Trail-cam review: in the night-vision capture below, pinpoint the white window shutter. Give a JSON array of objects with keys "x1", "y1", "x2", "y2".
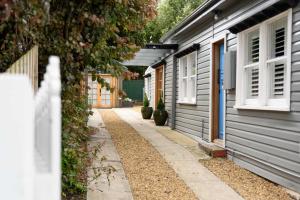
[
  {"x1": 251, "y1": 68, "x2": 259, "y2": 97},
  {"x1": 272, "y1": 63, "x2": 285, "y2": 97},
  {"x1": 246, "y1": 67, "x2": 259, "y2": 99},
  {"x1": 251, "y1": 36, "x2": 260, "y2": 62},
  {"x1": 275, "y1": 27, "x2": 285, "y2": 57},
  {"x1": 244, "y1": 29, "x2": 260, "y2": 102},
  {"x1": 269, "y1": 16, "x2": 287, "y2": 58},
  {"x1": 247, "y1": 30, "x2": 260, "y2": 64},
  {"x1": 268, "y1": 16, "x2": 287, "y2": 99}
]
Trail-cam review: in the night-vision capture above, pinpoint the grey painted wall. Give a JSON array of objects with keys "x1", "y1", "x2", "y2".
[
  {"x1": 162, "y1": 0, "x2": 300, "y2": 192},
  {"x1": 164, "y1": 56, "x2": 174, "y2": 125}
]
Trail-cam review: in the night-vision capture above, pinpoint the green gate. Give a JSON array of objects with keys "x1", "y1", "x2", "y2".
[{"x1": 123, "y1": 80, "x2": 144, "y2": 101}]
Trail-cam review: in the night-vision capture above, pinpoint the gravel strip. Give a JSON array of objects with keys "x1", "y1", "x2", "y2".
[
  {"x1": 100, "y1": 110, "x2": 197, "y2": 200},
  {"x1": 200, "y1": 158, "x2": 293, "y2": 200}
]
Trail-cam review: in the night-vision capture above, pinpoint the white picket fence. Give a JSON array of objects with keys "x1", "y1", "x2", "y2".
[
  {"x1": 0, "y1": 56, "x2": 61, "y2": 200},
  {"x1": 6, "y1": 45, "x2": 39, "y2": 92}
]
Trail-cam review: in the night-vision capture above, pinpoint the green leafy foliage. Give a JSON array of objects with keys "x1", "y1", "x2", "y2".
[
  {"x1": 143, "y1": 0, "x2": 203, "y2": 43},
  {"x1": 61, "y1": 85, "x2": 90, "y2": 197},
  {"x1": 0, "y1": 0, "x2": 157, "y2": 198},
  {"x1": 0, "y1": 1, "x2": 46, "y2": 70},
  {"x1": 156, "y1": 93, "x2": 165, "y2": 111},
  {"x1": 143, "y1": 93, "x2": 150, "y2": 107}
]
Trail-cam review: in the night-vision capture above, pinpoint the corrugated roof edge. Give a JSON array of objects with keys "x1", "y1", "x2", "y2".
[{"x1": 160, "y1": 0, "x2": 216, "y2": 42}]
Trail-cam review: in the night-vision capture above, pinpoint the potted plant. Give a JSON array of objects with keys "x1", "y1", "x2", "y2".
[
  {"x1": 141, "y1": 93, "x2": 153, "y2": 119},
  {"x1": 153, "y1": 94, "x2": 168, "y2": 126},
  {"x1": 118, "y1": 90, "x2": 134, "y2": 107},
  {"x1": 122, "y1": 97, "x2": 134, "y2": 107}
]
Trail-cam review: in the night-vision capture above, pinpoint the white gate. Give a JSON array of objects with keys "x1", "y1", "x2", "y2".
[{"x1": 0, "y1": 56, "x2": 61, "y2": 200}]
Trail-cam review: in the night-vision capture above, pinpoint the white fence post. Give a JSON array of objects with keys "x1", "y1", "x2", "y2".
[
  {"x1": 0, "y1": 75, "x2": 35, "y2": 200},
  {"x1": 49, "y1": 56, "x2": 62, "y2": 199},
  {"x1": 34, "y1": 56, "x2": 61, "y2": 200}
]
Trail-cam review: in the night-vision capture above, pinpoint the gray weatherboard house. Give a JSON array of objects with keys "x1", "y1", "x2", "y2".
[{"x1": 123, "y1": 0, "x2": 300, "y2": 193}]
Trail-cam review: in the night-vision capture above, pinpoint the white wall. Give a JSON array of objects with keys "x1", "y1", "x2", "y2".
[{"x1": 144, "y1": 66, "x2": 156, "y2": 108}]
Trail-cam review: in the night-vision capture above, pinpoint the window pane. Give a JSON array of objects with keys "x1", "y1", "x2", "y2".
[
  {"x1": 181, "y1": 57, "x2": 187, "y2": 77},
  {"x1": 92, "y1": 81, "x2": 97, "y2": 88},
  {"x1": 246, "y1": 30, "x2": 260, "y2": 64},
  {"x1": 190, "y1": 53, "x2": 196, "y2": 76},
  {"x1": 105, "y1": 78, "x2": 111, "y2": 84},
  {"x1": 268, "y1": 17, "x2": 287, "y2": 59},
  {"x1": 93, "y1": 94, "x2": 97, "y2": 104},
  {"x1": 246, "y1": 66, "x2": 259, "y2": 99},
  {"x1": 190, "y1": 76, "x2": 196, "y2": 99},
  {"x1": 269, "y1": 60, "x2": 285, "y2": 98},
  {"x1": 88, "y1": 75, "x2": 92, "y2": 85}
]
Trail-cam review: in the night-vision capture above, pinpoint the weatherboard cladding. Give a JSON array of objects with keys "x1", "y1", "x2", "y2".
[
  {"x1": 163, "y1": 0, "x2": 300, "y2": 192},
  {"x1": 144, "y1": 66, "x2": 155, "y2": 109},
  {"x1": 164, "y1": 56, "x2": 173, "y2": 126}
]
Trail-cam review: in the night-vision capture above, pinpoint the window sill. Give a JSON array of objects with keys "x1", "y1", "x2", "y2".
[
  {"x1": 234, "y1": 105, "x2": 290, "y2": 112},
  {"x1": 177, "y1": 101, "x2": 197, "y2": 105}
]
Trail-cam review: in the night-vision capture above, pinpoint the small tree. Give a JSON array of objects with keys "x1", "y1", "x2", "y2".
[
  {"x1": 141, "y1": 92, "x2": 153, "y2": 119},
  {"x1": 153, "y1": 91, "x2": 167, "y2": 126},
  {"x1": 143, "y1": 93, "x2": 150, "y2": 107},
  {"x1": 156, "y1": 93, "x2": 165, "y2": 111}
]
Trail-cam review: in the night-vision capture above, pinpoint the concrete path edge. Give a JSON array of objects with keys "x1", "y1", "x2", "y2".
[{"x1": 87, "y1": 109, "x2": 134, "y2": 200}]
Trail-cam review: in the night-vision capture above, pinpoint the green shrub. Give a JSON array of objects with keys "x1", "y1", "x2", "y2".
[
  {"x1": 62, "y1": 84, "x2": 90, "y2": 198},
  {"x1": 156, "y1": 94, "x2": 165, "y2": 111},
  {"x1": 143, "y1": 93, "x2": 150, "y2": 107}
]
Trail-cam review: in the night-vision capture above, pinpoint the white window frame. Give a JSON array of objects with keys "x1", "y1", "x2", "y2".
[
  {"x1": 235, "y1": 9, "x2": 292, "y2": 111},
  {"x1": 178, "y1": 51, "x2": 197, "y2": 104}
]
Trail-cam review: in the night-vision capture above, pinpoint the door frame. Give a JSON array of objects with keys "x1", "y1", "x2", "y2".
[
  {"x1": 88, "y1": 74, "x2": 117, "y2": 108},
  {"x1": 209, "y1": 33, "x2": 227, "y2": 148},
  {"x1": 155, "y1": 65, "x2": 164, "y2": 109}
]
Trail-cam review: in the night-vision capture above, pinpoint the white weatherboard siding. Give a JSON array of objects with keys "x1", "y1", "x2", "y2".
[
  {"x1": 162, "y1": 0, "x2": 300, "y2": 192},
  {"x1": 150, "y1": 68, "x2": 156, "y2": 108},
  {"x1": 143, "y1": 66, "x2": 156, "y2": 109}
]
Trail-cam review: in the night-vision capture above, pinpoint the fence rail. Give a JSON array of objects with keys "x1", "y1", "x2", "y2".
[
  {"x1": 6, "y1": 45, "x2": 39, "y2": 91},
  {"x1": 0, "y1": 56, "x2": 61, "y2": 200}
]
